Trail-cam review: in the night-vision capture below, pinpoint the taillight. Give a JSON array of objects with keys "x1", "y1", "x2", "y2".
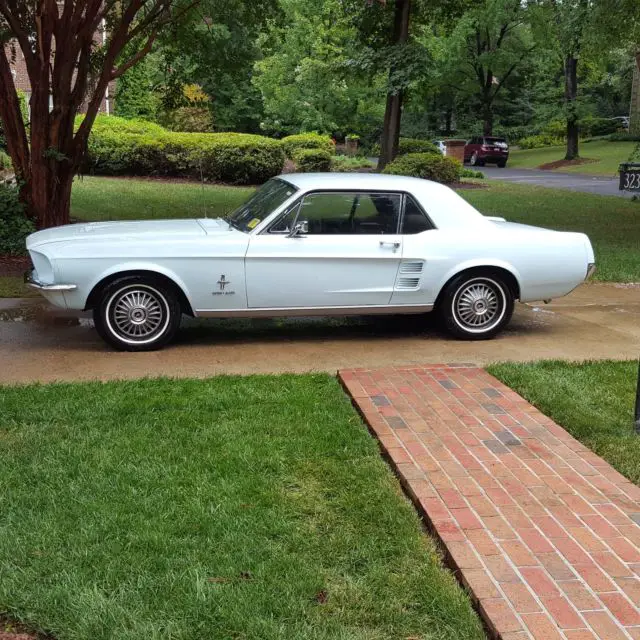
[{"x1": 481, "y1": 145, "x2": 489, "y2": 151}]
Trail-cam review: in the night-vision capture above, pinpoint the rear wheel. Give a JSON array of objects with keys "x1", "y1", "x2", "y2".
[
  {"x1": 438, "y1": 273, "x2": 514, "y2": 340},
  {"x1": 93, "y1": 276, "x2": 182, "y2": 351},
  {"x1": 497, "y1": 160, "x2": 507, "y2": 168}
]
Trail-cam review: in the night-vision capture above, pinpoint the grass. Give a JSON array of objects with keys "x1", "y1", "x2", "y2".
[
  {"x1": 0, "y1": 276, "x2": 36, "y2": 298},
  {"x1": 71, "y1": 176, "x2": 253, "y2": 221},
  {"x1": 488, "y1": 360, "x2": 640, "y2": 485},
  {"x1": 508, "y1": 139, "x2": 637, "y2": 175},
  {"x1": 0, "y1": 375, "x2": 483, "y2": 640},
  {"x1": 461, "y1": 182, "x2": 640, "y2": 282}
]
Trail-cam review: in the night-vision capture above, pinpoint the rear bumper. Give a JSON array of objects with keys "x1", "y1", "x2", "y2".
[{"x1": 24, "y1": 270, "x2": 77, "y2": 292}]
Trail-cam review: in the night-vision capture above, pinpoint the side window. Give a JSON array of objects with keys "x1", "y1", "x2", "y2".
[
  {"x1": 296, "y1": 192, "x2": 401, "y2": 235},
  {"x1": 401, "y1": 195, "x2": 435, "y2": 234}
]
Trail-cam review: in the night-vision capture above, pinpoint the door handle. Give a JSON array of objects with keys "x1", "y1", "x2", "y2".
[{"x1": 380, "y1": 241, "x2": 400, "y2": 250}]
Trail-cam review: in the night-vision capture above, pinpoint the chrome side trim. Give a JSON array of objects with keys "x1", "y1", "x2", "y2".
[
  {"x1": 24, "y1": 271, "x2": 77, "y2": 292},
  {"x1": 195, "y1": 304, "x2": 434, "y2": 319}
]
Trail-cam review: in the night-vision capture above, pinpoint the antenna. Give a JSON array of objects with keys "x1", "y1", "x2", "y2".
[{"x1": 200, "y1": 156, "x2": 207, "y2": 219}]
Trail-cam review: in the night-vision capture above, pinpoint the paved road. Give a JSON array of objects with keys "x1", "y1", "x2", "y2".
[
  {"x1": 481, "y1": 166, "x2": 631, "y2": 198},
  {"x1": 0, "y1": 283, "x2": 638, "y2": 384}
]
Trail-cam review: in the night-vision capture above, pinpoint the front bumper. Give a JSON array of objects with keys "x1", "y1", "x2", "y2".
[{"x1": 24, "y1": 270, "x2": 77, "y2": 292}]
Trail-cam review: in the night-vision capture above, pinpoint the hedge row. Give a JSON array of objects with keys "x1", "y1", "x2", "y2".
[
  {"x1": 83, "y1": 116, "x2": 285, "y2": 185},
  {"x1": 293, "y1": 148, "x2": 332, "y2": 172},
  {"x1": 383, "y1": 153, "x2": 461, "y2": 184},
  {"x1": 281, "y1": 133, "x2": 335, "y2": 158}
]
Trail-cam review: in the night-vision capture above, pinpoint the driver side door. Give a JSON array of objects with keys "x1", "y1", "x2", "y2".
[{"x1": 245, "y1": 191, "x2": 404, "y2": 309}]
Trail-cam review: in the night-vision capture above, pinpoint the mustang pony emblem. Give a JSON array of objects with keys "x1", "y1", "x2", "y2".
[{"x1": 213, "y1": 275, "x2": 235, "y2": 296}]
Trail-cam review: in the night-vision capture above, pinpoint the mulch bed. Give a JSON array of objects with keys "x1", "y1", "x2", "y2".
[
  {"x1": 538, "y1": 157, "x2": 597, "y2": 170},
  {"x1": 0, "y1": 256, "x2": 30, "y2": 277}
]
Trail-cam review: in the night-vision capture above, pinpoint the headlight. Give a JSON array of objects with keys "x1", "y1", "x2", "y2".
[{"x1": 29, "y1": 251, "x2": 54, "y2": 284}]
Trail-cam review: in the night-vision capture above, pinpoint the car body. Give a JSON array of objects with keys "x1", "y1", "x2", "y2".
[
  {"x1": 611, "y1": 116, "x2": 629, "y2": 131},
  {"x1": 26, "y1": 173, "x2": 595, "y2": 351},
  {"x1": 464, "y1": 136, "x2": 510, "y2": 167},
  {"x1": 432, "y1": 140, "x2": 447, "y2": 154}
]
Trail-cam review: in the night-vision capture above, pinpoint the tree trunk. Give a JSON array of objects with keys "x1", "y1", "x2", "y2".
[
  {"x1": 629, "y1": 49, "x2": 640, "y2": 136},
  {"x1": 377, "y1": 0, "x2": 411, "y2": 171},
  {"x1": 482, "y1": 101, "x2": 493, "y2": 136},
  {"x1": 565, "y1": 55, "x2": 579, "y2": 161}
]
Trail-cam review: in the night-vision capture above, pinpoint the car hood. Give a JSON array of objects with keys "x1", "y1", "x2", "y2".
[{"x1": 27, "y1": 218, "x2": 236, "y2": 249}]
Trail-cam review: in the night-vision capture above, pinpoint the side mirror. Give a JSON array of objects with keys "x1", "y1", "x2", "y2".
[{"x1": 289, "y1": 220, "x2": 308, "y2": 238}]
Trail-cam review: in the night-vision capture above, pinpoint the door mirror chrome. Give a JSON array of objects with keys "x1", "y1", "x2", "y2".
[{"x1": 288, "y1": 220, "x2": 308, "y2": 238}]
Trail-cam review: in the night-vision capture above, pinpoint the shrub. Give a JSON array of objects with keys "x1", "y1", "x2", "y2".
[
  {"x1": 83, "y1": 117, "x2": 286, "y2": 185},
  {"x1": 161, "y1": 106, "x2": 213, "y2": 133},
  {"x1": 398, "y1": 138, "x2": 441, "y2": 156},
  {"x1": 517, "y1": 134, "x2": 565, "y2": 149},
  {"x1": 383, "y1": 153, "x2": 461, "y2": 184},
  {"x1": 293, "y1": 148, "x2": 332, "y2": 173},
  {"x1": 609, "y1": 132, "x2": 640, "y2": 142},
  {"x1": 330, "y1": 155, "x2": 376, "y2": 172},
  {"x1": 0, "y1": 183, "x2": 34, "y2": 256},
  {"x1": 580, "y1": 116, "x2": 619, "y2": 137},
  {"x1": 281, "y1": 133, "x2": 335, "y2": 159},
  {"x1": 460, "y1": 167, "x2": 485, "y2": 179},
  {"x1": 0, "y1": 151, "x2": 11, "y2": 171}
]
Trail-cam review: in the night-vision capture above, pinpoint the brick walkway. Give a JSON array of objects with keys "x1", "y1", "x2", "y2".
[{"x1": 339, "y1": 365, "x2": 640, "y2": 640}]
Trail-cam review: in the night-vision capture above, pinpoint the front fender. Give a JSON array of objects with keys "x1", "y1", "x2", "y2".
[{"x1": 83, "y1": 261, "x2": 194, "y2": 310}]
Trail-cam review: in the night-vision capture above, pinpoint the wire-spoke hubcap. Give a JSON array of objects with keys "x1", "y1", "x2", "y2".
[
  {"x1": 106, "y1": 285, "x2": 170, "y2": 344},
  {"x1": 453, "y1": 278, "x2": 506, "y2": 333}
]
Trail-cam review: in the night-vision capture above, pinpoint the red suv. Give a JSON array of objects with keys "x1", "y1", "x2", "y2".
[{"x1": 464, "y1": 136, "x2": 509, "y2": 167}]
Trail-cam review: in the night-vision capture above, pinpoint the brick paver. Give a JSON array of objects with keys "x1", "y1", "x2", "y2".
[{"x1": 339, "y1": 365, "x2": 640, "y2": 640}]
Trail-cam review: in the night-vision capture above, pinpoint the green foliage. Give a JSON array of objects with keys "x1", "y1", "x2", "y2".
[
  {"x1": 580, "y1": 116, "x2": 620, "y2": 137},
  {"x1": 608, "y1": 133, "x2": 640, "y2": 142},
  {"x1": 398, "y1": 138, "x2": 441, "y2": 155},
  {"x1": 281, "y1": 133, "x2": 335, "y2": 159},
  {"x1": 629, "y1": 143, "x2": 640, "y2": 163},
  {"x1": 330, "y1": 155, "x2": 376, "y2": 172},
  {"x1": 518, "y1": 134, "x2": 565, "y2": 149},
  {"x1": 0, "y1": 89, "x2": 28, "y2": 151},
  {"x1": 162, "y1": 106, "x2": 214, "y2": 133},
  {"x1": 0, "y1": 183, "x2": 34, "y2": 256},
  {"x1": 459, "y1": 168, "x2": 485, "y2": 179},
  {"x1": 84, "y1": 116, "x2": 285, "y2": 185},
  {"x1": 293, "y1": 148, "x2": 332, "y2": 172},
  {"x1": 114, "y1": 55, "x2": 159, "y2": 120},
  {"x1": 0, "y1": 150, "x2": 11, "y2": 170},
  {"x1": 383, "y1": 153, "x2": 461, "y2": 184}
]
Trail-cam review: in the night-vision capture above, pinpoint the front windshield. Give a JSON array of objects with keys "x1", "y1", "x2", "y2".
[{"x1": 227, "y1": 179, "x2": 298, "y2": 232}]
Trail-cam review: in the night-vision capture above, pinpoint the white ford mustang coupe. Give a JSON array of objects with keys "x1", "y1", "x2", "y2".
[{"x1": 26, "y1": 173, "x2": 595, "y2": 351}]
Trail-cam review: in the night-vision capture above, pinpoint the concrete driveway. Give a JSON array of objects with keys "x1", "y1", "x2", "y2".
[
  {"x1": 1, "y1": 282, "x2": 638, "y2": 385},
  {"x1": 481, "y1": 166, "x2": 630, "y2": 198}
]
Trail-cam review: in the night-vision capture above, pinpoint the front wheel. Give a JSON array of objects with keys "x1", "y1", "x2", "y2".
[
  {"x1": 93, "y1": 276, "x2": 182, "y2": 351},
  {"x1": 438, "y1": 274, "x2": 514, "y2": 340}
]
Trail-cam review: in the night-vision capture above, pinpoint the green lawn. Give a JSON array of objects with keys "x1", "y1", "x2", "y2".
[
  {"x1": 71, "y1": 176, "x2": 253, "y2": 221},
  {"x1": 0, "y1": 276, "x2": 36, "y2": 298},
  {"x1": 488, "y1": 361, "x2": 640, "y2": 486},
  {"x1": 461, "y1": 182, "x2": 640, "y2": 282},
  {"x1": 508, "y1": 139, "x2": 637, "y2": 175},
  {"x1": 0, "y1": 375, "x2": 483, "y2": 640}
]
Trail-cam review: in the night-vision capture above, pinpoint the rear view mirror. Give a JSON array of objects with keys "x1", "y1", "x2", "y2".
[{"x1": 289, "y1": 220, "x2": 308, "y2": 237}]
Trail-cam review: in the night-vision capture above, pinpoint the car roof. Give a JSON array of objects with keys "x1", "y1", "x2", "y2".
[
  {"x1": 277, "y1": 172, "x2": 489, "y2": 231},
  {"x1": 280, "y1": 172, "x2": 454, "y2": 194}
]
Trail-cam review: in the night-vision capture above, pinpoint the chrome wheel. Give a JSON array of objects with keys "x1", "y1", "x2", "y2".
[
  {"x1": 452, "y1": 277, "x2": 506, "y2": 334},
  {"x1": 105, "y1": 284, "x2": 170, "y2": 345},
  {"x1": 470, "y1": 152, "x2": 478, "y2": 166}
]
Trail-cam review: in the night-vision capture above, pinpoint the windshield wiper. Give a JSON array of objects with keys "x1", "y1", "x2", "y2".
[{"x1": 225, "y1": 217, "x2": 243, "y2": 232}]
